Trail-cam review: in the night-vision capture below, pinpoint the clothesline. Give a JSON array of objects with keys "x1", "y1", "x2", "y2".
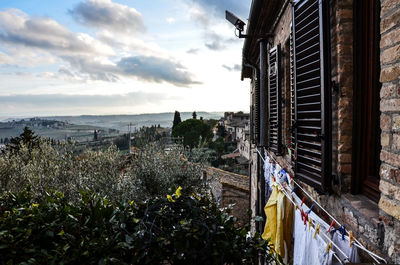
[
  {"x1": 257, "y1": 149, "x2": 347, "y2": 264},
  {"x1": 273, "y1": 175, "x2": 347, "y2": 265},
  {"x1": 256, "y1": 148, "x2": 387, "y2": 264}
]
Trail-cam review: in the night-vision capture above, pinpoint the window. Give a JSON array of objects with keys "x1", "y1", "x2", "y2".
[
  {"x1": 291, "y1": 0, "x2": 331, "y2": 192},
  {"x1": 268, "y1": 45, "x2": 283, "y2": 154},
  {"x1": 352, "y1": 0, "x2": 381, "y2": 202}
]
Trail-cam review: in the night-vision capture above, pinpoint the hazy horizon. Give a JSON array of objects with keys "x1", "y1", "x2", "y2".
[{"x1": 0, "y1": 110, "x2": 247, "y2": 122}]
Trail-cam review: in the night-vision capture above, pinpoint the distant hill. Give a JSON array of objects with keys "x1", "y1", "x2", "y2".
[{"x1": 11, "y1": 112, "x2": 224, "y2": 132}]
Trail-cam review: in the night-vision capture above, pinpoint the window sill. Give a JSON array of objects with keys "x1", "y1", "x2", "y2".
[{"x1": 341, "y1": 193, "x2": 380, "y2": 226}]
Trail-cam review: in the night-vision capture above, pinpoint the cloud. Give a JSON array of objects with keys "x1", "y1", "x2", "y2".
[
  {"x1": 188, "y1": 6, "x2": 241, "y2": 51},
  {"x1": 0, "y1": 92, "x2": 168, "y2": 108},
  {"x1": 117, "y1": 56, "x2": 201, "y2": 86},
  {"x1": 204, "y1": 32, "x2": 236, "y2": 51},
  {"x1": 222, "y1": 64, "x2": 241, "y2": 72},
  {"x1": 186, "y1": 48, "x2": 199, "y2": 54},
  {"x1": 204, "y1": 32, "x2": 226, "y2": 50},
  {"x1": 188, "y1": 0, "x2": 249, "y2": 19},
  {"x1": 167, "y1": 17, "x2": 175, "y2": 24},
  {"x1": 69, "y1": 0, "x2": 145, "y2": 34},
  {"x1": 0, "y1": 9, "x2": 114, "y2": 57},
  {"x1": 0, "y1": 8, "x2": 198, "y2": 86}
]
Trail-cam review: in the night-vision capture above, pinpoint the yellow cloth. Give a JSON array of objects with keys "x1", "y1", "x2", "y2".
[{"x1": 261, "y1": 184, "x2": 293, "y2": 259}]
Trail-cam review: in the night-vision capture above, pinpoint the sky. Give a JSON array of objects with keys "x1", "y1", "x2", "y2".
[{"x1": 0, "y1": 0, "x2": 252, "y2": 118}]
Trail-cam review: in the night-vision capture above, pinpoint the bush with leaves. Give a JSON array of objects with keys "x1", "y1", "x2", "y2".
[
  {"x1": 0, "y1": 141, "x2": 206, "y2": 203},
  {"x1": 0, "y1": 188, "x2": 281, "y2": 265}
]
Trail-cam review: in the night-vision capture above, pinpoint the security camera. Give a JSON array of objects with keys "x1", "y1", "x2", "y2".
[{"x1": 225, "y1": 10, "x2": 245, "y2": 32}]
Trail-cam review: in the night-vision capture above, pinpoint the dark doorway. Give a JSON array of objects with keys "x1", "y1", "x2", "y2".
[{"x1": 352, "y1": 0, "x2": 381, "y2": 203}]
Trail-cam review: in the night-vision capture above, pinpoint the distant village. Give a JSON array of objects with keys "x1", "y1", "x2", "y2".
[{"x1": 0, "y1": 112, "x2": 251, "y2": 176}]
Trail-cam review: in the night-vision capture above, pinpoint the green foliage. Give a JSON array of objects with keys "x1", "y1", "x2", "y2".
[
  {"x1": 9, "y1": 127, "x2": 40, "y2": 153},
  {"x1": 0, "y1": 141, "x2": 205, "y2": 203},
  {"x1": 132, "y1": 126, "x2": 165, "y2": 147},
  {"x1": 0, "y1": 189, "x2": 281, "y2": 264},
  {"x1": 172, "y1": 110, "x2": 182, "y2": 129},
  {"x1": 172, "y1": 119, "x2": 213, "y2": 149},
  {"x1": 113, "y1": 133, "x2": 129, "y2": 150},
  {"x1": 205, "y1": 118, "x2": 218, "y2": 128}
]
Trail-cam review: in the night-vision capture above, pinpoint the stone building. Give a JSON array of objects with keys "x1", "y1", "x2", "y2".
[{"x1": 237, "y1": 0, "x2": 400, "y2": 262}]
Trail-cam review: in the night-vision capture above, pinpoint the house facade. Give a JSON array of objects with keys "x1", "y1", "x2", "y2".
[{"x1": 241, "y1": 0, "x2": 400, "y2": 262}]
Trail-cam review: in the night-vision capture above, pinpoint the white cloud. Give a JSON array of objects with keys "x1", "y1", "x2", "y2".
[
  {"x1": 167, "y1": 17, "x2": 175, "y2": 24},
  {"x1": 0, "y1": 8, "x2": 199, "y2": 86},
  {"x1": 69, "y1": 0, "x2": 145, "y2": 34}
]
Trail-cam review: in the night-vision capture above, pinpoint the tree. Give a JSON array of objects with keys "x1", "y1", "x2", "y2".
[
  {"x1": 217, "y1": 124, "x2": 227, "y2": 138},
  {"x1": 9, "y1": 127, "x2": 40, "y2": 152},
  {"x1": 172, "y1": 111, "x2": 182, "y2": 129},
  {"x1": 192, "y1": 111, "x2": 197, "y2": 119},
  {"x1": 172, "y1": 119, "x2": 213, "y2": 148}
]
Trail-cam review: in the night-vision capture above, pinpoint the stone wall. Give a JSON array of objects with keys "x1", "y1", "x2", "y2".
[
  {"x1": 378, "y1": 0, "x2": 400, "y2": 261},
  {"x1": 205, "y1": 167, "x2": 250, "y2": 225}
]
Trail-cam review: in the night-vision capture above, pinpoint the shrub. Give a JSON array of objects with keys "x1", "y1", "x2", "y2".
[
  {"x1": 0, "y1": 188, "x2": 280, "y2": 264},
  {"x1": 0, "y1": 141, "x2": 206, "y2": 203}
]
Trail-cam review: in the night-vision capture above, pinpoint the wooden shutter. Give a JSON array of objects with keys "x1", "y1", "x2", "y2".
[
  {"x1": 254, "y1": 70, "x2": 260, "y2": 145},
  {"x1": 292, "y1": 0, "x2": 330, "y2": 191},
  {"x1": 289, "y1": 23, "x2": 296, "y2": 163},
  {"x1": 268, "y1": 45, "x2": 282, "y2": 154}
]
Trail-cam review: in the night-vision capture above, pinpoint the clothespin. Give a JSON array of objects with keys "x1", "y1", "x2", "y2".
[
  {"x1": 328, "y1": 220, "x2": 336, "y2": 233},
  {"x1": 291, "y1": 186, "x2": 296, "y2": 193},
  {"x1": 295, "y1": 204, "x2": 299, "y2": 210},
  {"x1": 313, "y1": 223, "x2": 320, "y2": 239},
  {"x1": 307, "y1": 203, "x2": 314, "y2": 214},
  {"x1": 326, "y1": 242, "x2": 332, "y2": 253},
  {"x1": 308, "y1": 216, "x2": 313, "y2": 232},
  {"x1": 300, "y1": 209, "x2": 305, "y2": 221},
  {"x1": 301, "y1": 196, "x2": 306, "y2": 206},
  {"x1": 339, "y1": 225, "x2": 346, "y2": 240},
  {"x1": 349, "y1": 231, "x2": 354, "y2": 247},
  {"x1": 282, "y1": 174, "x2": 288, "y2": 184},
  {"x1": 304, "y1": 213, "x2": 308, "y2": 226}
]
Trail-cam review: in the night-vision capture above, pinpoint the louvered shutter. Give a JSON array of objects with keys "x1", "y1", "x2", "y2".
[
  {"x1": 254, "y1": 70, "x2": 260, "y2": 145},
  {"x1": 292, "y1": 0, "x2": 330, "y2": 191},
  {"x1": 289, "y1": 23, "x2": 296, "y2": 163},
  {"x1": 268, "y1": 45, "x2": 282, "y2": 154}
]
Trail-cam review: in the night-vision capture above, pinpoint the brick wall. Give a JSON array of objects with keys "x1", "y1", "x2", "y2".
[
  {"x1": 249, "y1": 0, "x2": 400, "y2": 262},
  {"x1": 333, "y1": 0, "x2": 354, "y2": 191},
  {"x1": 378, "y1": 0, "x2": 400, "y2": 261}
]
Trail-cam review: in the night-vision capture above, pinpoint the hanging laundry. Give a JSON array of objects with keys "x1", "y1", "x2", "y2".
[
  {"x1": 264, "y1": 154, "x2": 272, "y2": 202},
  {"x1": 293, "y1": 202, "x2": 333, "y2": 265},
  {"x1": 262, "y1": 184, "x2": 293, "y2": 262},
  {"x1": 332, "y1": 232, "x2": 360, "y2": 264}
]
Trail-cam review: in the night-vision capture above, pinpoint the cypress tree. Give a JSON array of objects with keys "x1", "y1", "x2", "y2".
[{"x1": 172, "y1": 111, "x2": 182, "y2": 129}]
